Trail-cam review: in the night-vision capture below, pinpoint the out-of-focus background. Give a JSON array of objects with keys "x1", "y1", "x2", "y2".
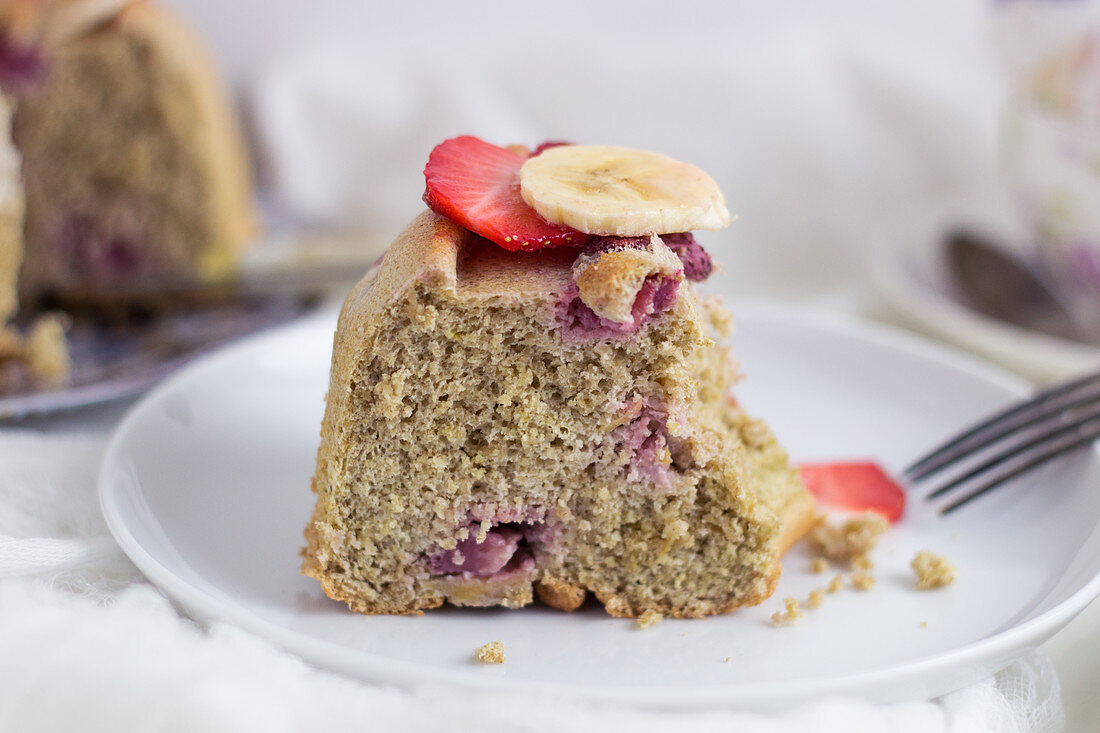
[
  {"x1": 161, "y1": 0, "x2": 1100, "y2": 383},
  {"x1": 180, "y1": 0, "x2": 1003, "y2": 295}
]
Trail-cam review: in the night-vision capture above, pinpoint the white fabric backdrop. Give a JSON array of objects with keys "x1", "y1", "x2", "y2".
[
  {"x1": 158, "y1": 0, "x2": 1008, "y2": 301},
  {"x1": 235, "y1": 0, "x2": 1004, "y2": 301}
]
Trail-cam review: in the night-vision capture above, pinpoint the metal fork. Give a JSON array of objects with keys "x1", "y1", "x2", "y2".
[{"x1": 904, "y1": 369, "x2": 1100, "y2": 515}]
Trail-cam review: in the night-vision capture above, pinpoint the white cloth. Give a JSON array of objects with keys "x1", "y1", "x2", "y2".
[{"x1": 0, "y1": 428, "x2": 1065, "y2": 732}]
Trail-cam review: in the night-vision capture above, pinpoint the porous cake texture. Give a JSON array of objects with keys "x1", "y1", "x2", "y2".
[
  {"x1": 4, "y1": 0, "x2": 255, "y2": 304},
  {"x1": 304, "y1": 212, "x2": 815, "y2": 618}
]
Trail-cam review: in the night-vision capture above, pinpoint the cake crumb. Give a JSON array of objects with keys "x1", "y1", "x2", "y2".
[
  {"x1": 911, "y1": 550, "x2": 957, "y2": 589},
  {"x1": 0, "y1": 315, "x2": 71, "y2": 392},
  {"x1": 849, "y1": 571, "x2": 876, "y2": 591},
  {"x1": 771, "y1": 597, "x2": 803, "y2": 627},
  {"x1": 474, "y1": 640, "x2": 505, "y2": 664},
  {"x1": 852, "y1": 553, "x2": 874, "y2": 571},
  {"x1": 921, "y1": 621, "x2": 928, "y2": 628},
  {"x1": 826, "y1": 574, "x2": 844, "y2": 593},
  {"x1": 809, "y1": 512, "x2": 889, "y2": 562},
  {"x1": 702, "y1": 294, "x2": 735, "y2": 338},
  {"x1": 807, "y1": 589, "x2": 825, "y2": 609},
  {"x1": 724, "y1": 657, "x2": 731, "y2": 663},
  {"x1": 637, "y1": 609, "x2": 663, "y2": 629},
  {"x1": 809, "y1": 557, "x2": 829, "y2": 574}
]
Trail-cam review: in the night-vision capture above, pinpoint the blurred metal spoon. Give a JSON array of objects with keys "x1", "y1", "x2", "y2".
[{"x1": 945, "y1": 229, "x2": 1099, "y2": 344}]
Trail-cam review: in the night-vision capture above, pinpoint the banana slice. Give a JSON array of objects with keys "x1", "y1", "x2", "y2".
[{"x1": 518, "y1": 145, "x2": 731, "y2": 236}]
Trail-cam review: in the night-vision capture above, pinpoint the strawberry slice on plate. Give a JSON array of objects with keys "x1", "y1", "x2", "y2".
[
  {"x1": 423, "y1": 136, "x2": 590, "y2": 252},
  {"x1": 797, "y1": 461, "x2": 906, "y2": 523}
]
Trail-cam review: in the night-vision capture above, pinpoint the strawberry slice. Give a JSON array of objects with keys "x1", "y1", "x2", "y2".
[
  {"x1": 423, "y1": 136, "x2": 590, "y2": 252},
  {"x1": 797, "y1": 461, "x2": 906, "y2": 523}
]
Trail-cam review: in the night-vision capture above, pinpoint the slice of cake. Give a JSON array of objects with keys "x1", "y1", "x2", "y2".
[
  {"x1": 303, "y1": 137, "x2": 816, "y2": 618},
  {"x1": 0, "y1": 0, "x2": 256, "y2": 305}
]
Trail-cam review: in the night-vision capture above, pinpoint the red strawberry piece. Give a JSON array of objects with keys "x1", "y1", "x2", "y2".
[
  {"x1": 797, "y1": 461, "x2": 906, "y2": 523},
  {"x1": 423, "y1": 136, "x2": 590, "y2": 252}
]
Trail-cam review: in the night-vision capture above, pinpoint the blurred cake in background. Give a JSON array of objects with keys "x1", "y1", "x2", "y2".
[
  {"x1": 1, "y1": 0, "x2": 257, "y2": 307},
  {"x1": 0, "y1": 91, "x2": 68, "y2": 392}
]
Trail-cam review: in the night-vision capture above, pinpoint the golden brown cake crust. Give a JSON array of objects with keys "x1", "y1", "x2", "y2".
[
  {"x1": 774, "y1": 493, "x2": 820, "y2": 558},
  {"x1": 534, "y1": 579, "x2": 587, "y2": 612}
]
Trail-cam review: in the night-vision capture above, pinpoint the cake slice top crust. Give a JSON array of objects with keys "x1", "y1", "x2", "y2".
[
  {"x1": 2, "y1": 0, "x2": 135, "y2": 50},
  {"x1": 347, "y1": 210, "x2": 692, "y2": 323}
]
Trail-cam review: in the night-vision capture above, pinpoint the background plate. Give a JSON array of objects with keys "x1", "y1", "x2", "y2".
[
  {"x1": 872, "y1": 244, "x2": 1100, "y2": 386},
  {"x1": 99, "y1": 303, "x2": 1100, "y2": 709}
]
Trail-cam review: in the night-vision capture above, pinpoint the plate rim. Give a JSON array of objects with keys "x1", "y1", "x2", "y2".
[{"x1": 99, "y1": 301, "x2": 1100, "y2": 707}]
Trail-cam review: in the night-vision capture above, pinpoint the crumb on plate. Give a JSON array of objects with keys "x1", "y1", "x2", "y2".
[
  {"x1": 827, "y1": 574, "x2": 844, "y2": 594},
  {"x1": 771, "y1": 597, "x2": 803, "y2": 627},
  {"x1": 807, "y1": 589, "x2": 825, "y2": 609},
  {"x1": 911, "y1": 550, "x2": 956, "y2": 589},
  {"x1": 474, "y1": 640, "x2": 505, "y2": 664},
  {"x1": 809, "y1": 512, "x2": 889, "y2": 562},
  {"x1": 637, "y1": 609, "x2": 663, "y2": 630},
  {"x1": 810, "y1": 557, "x2": 830, "y2": 574},
  {"x1": 849, "y1": 571, "x2": 876, "y2": 591}
]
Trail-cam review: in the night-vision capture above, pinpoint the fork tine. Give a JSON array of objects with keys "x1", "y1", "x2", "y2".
[
  {"x1": 923, "y1": 405, "x2": 1100, "y2": 499},
  {"x1": 903, "y1": 369, "x2": 1100, "y2": 481},
  {"x1": 937, "y1": 419, "x2": 1100, "y2": 515}
]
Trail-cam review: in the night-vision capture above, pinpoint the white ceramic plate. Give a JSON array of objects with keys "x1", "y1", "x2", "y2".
[{"x1": 99, "y1": 303, "x2": 1100, "y2": 710}]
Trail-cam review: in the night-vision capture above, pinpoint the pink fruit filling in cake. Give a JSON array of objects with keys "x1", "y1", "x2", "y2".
[
  {"x1": 530, "y1": 140, "x2": 571, "y2": 156},
  {"x1": 429, "y1": 523, "x2": 528, "y2": 575},
  {"x1": 661, "y1": 233, "x2": 713, "y2": 281},
  {"x1": 0, "y1": 34, "x2": 44, "y2": 92},
  {"x1": 427, "y1": 508, "x2": 561, "y2": 583},
  {"x1": 614, "y1": 402, "x2": 693, "y2": 490},
  {"x1": 54, "y1": 213, "x2": 146, "y2": 280},
  {"x1": 555, "y1": 233, "x2": 712, "y2": 340}
]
